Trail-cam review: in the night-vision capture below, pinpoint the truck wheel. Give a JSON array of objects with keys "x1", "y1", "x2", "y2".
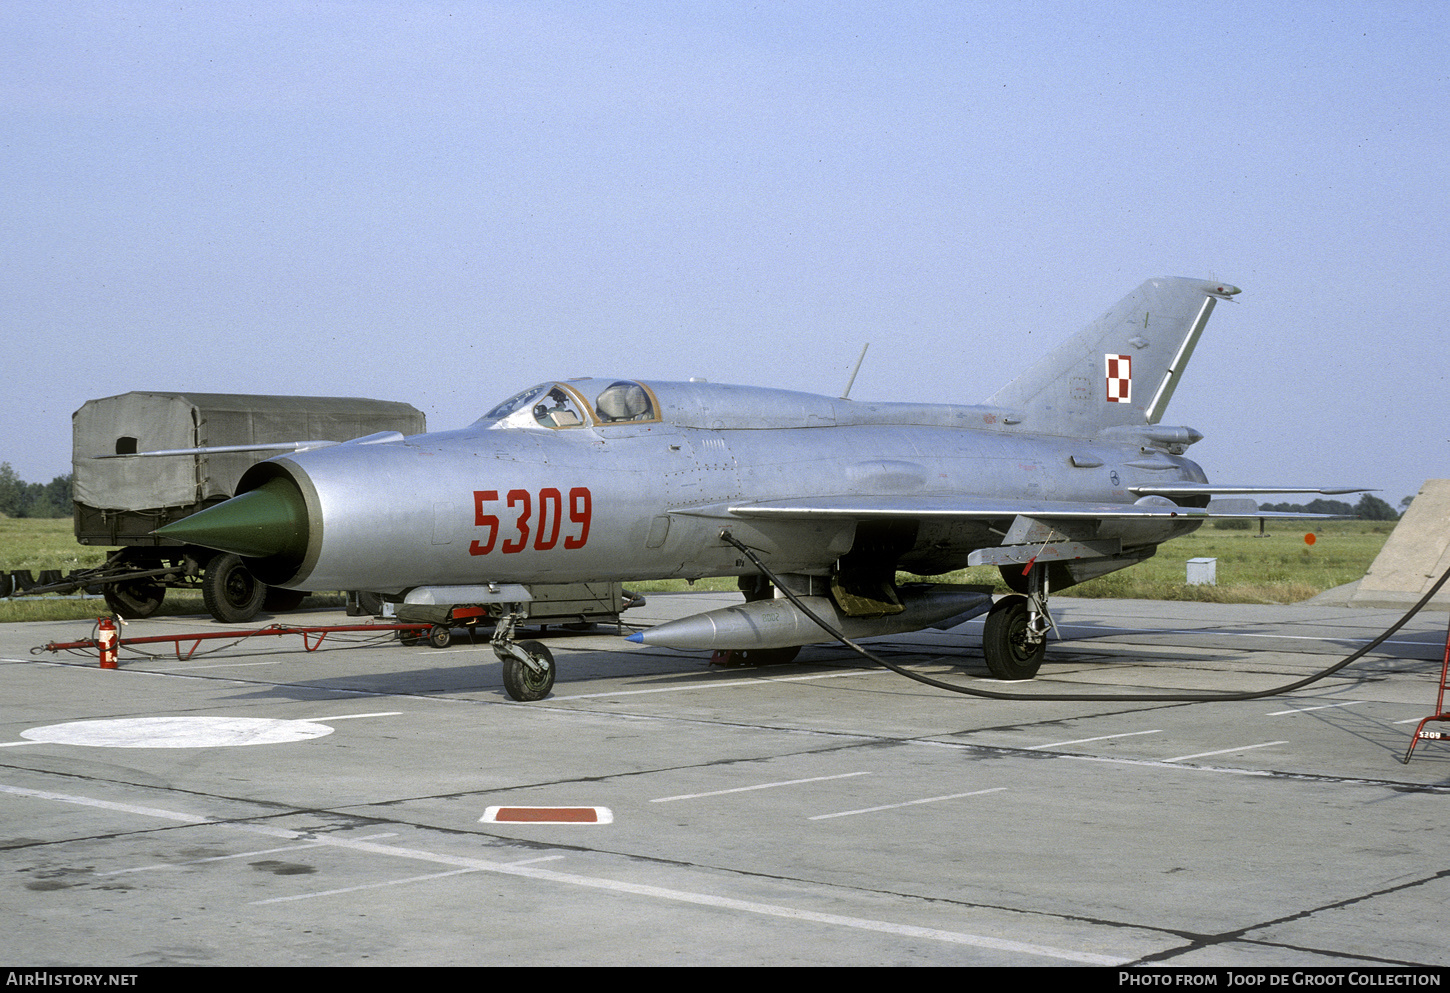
[{"x1": 202, "y1": 553, "x2": 266, "y2": 623}]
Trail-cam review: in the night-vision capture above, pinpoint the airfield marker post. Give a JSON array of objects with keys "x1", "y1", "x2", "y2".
[{"x1": 1401, "y1": 616, "x2": 1450, "y2": 763}]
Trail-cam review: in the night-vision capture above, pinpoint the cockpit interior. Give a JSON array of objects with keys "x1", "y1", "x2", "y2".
[{"x1": 483, "y1": 380, "x2": 659, "y2": 429}]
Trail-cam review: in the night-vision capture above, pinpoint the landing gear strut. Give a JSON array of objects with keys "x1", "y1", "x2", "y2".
[
  {"x1": 492, "y1": 604, "x2": 556, "y2": 701},
  {"x1": 982, "y1": 564, "x2": 1056, "y2": 680}
]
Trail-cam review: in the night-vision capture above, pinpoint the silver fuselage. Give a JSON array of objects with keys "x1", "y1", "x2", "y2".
[{"x1": 248, "y1": 380, "x2": 1206, "y2": 594}]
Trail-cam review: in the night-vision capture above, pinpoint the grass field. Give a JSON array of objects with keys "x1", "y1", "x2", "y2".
[
  {"x1": 0, "y1": 516, "x2": 1392, "y2": 624},
  {"x1": 631, "y1": 520, "x2": 1392, "y2": 603},
  {"x1": 929, "y1": 519, "x2": 1391, "y2": 604},
  {"x1": 0, "y1": 518, "x2": 345, "y2": 624}
]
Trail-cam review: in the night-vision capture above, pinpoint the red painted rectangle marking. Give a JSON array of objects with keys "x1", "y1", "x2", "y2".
[{"x1": 482, "y1": 806, "x2": 612, "y2": 824}]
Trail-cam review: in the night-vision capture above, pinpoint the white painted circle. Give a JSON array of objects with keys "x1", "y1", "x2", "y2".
[{"x1": 20, "y1": 717, "x2": 335, "y2": 748}]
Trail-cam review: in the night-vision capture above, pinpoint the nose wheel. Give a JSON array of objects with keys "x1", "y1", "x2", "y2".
[
  {"x1": 492, "y1": 605, "x2": 556, "y2": 701},
  {"x1": 500, "y1": 640, "x2": 555, "y2": 701}
]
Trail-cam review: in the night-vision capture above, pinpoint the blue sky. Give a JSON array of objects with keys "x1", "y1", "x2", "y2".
[{"x1": 4, "y1": 1, "x2": 1447, "y2": 506}]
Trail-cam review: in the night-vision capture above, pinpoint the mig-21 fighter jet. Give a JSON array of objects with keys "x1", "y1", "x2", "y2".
[{"x1": 156, "y1": 277, "x2": 1360, "y2": 700}]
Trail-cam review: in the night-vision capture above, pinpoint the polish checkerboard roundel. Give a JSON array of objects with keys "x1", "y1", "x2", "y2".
[{"x1": 1105, "y1": 354, "x2": 1131, "y2": 403}]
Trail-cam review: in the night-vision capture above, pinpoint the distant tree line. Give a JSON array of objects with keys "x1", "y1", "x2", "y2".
[
  {"x1": 1259, "y1": 493, "x2": 1401, "y2": 521},
  {"x1": 0, "y1": 463, "x2": 74, "y2": 519}
]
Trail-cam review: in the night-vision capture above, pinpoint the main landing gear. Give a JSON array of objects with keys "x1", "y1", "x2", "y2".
[
  {"x1": 981, "y1": 564, "x2": 1057, "y2": 680},
  {"x1": 491, "y1": 604, "x2": 556, "y2": 702},
  {"x1": 710, "y1": 646, "x2": 802, "y2": 667}
]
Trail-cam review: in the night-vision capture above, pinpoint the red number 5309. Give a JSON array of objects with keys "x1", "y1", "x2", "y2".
[{"x1": 469, "y1": 487, "x2": 591, "y2": 556}]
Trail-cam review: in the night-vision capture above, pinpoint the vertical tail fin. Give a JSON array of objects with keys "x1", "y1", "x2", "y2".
[{"x1": 985, "y1": 277, "x2": 1240, "y2": 437}]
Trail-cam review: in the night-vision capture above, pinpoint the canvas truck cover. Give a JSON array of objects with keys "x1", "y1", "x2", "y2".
[{"x1": 73, "y1": 392, "x2": 426, "y2": 512}]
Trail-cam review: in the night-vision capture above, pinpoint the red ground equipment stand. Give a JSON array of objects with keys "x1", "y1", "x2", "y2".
[{"x1": 1402, "y1": 616, "x2": 1450, "y2": 764}]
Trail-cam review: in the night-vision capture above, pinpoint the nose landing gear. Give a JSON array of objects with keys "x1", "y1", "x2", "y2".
[{"x1": 492, "y1": 605, "x2": 557, "y2": 701}]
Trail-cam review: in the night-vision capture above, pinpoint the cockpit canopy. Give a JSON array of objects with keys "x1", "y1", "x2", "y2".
[
  {"x1": 479, "y1": 377, "x2": 949, "y2": 432},
  {"x1": 481, "y1": 380, "x2": 659, "y2": 430}
]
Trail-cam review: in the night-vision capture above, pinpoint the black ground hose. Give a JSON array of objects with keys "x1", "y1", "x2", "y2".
[{"x1": 719, "y1": 530, "x2": 1450, "y2": 703}]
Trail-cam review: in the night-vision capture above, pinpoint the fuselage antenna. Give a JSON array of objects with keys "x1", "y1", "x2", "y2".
[{"x1": 840, "y1": 343, "x2": 870, "y2": 399}]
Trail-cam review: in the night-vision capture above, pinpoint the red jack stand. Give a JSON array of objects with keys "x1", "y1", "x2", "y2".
[{"x1": 1402, "y1": 616, "x2": 1450, "y2": 764}]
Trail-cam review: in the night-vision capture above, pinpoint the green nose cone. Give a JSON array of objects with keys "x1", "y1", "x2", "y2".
[{"x1": 155, "y1": 477, "x2": 309, "y2": 562}]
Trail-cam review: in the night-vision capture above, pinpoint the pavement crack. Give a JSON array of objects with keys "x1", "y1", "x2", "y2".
[{"x1": 1133, "y1": 866, "x2": 1450, "y2": 965}]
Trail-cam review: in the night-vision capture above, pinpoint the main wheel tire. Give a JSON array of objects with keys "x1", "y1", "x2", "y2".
[
  {"x1": 202, "y1": 553, "x2": 267, "y2": 623},
  {"x1": 104, "y1": 578, "x2": 165, "y2": 618},
  {"x1": 711, "y1": 646, "x2": 802, "y2": 667},
  {"x1": 501, "y1": 640, "x2": 555, "y2": 701},
  {"x1": 981, "y1": 595, "x2": 1045, "y2": 680}
]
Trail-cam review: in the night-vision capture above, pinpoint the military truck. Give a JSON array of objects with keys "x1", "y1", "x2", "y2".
[{"x1": 66, "y1": 391, "x2": 427, "y2": 622}]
